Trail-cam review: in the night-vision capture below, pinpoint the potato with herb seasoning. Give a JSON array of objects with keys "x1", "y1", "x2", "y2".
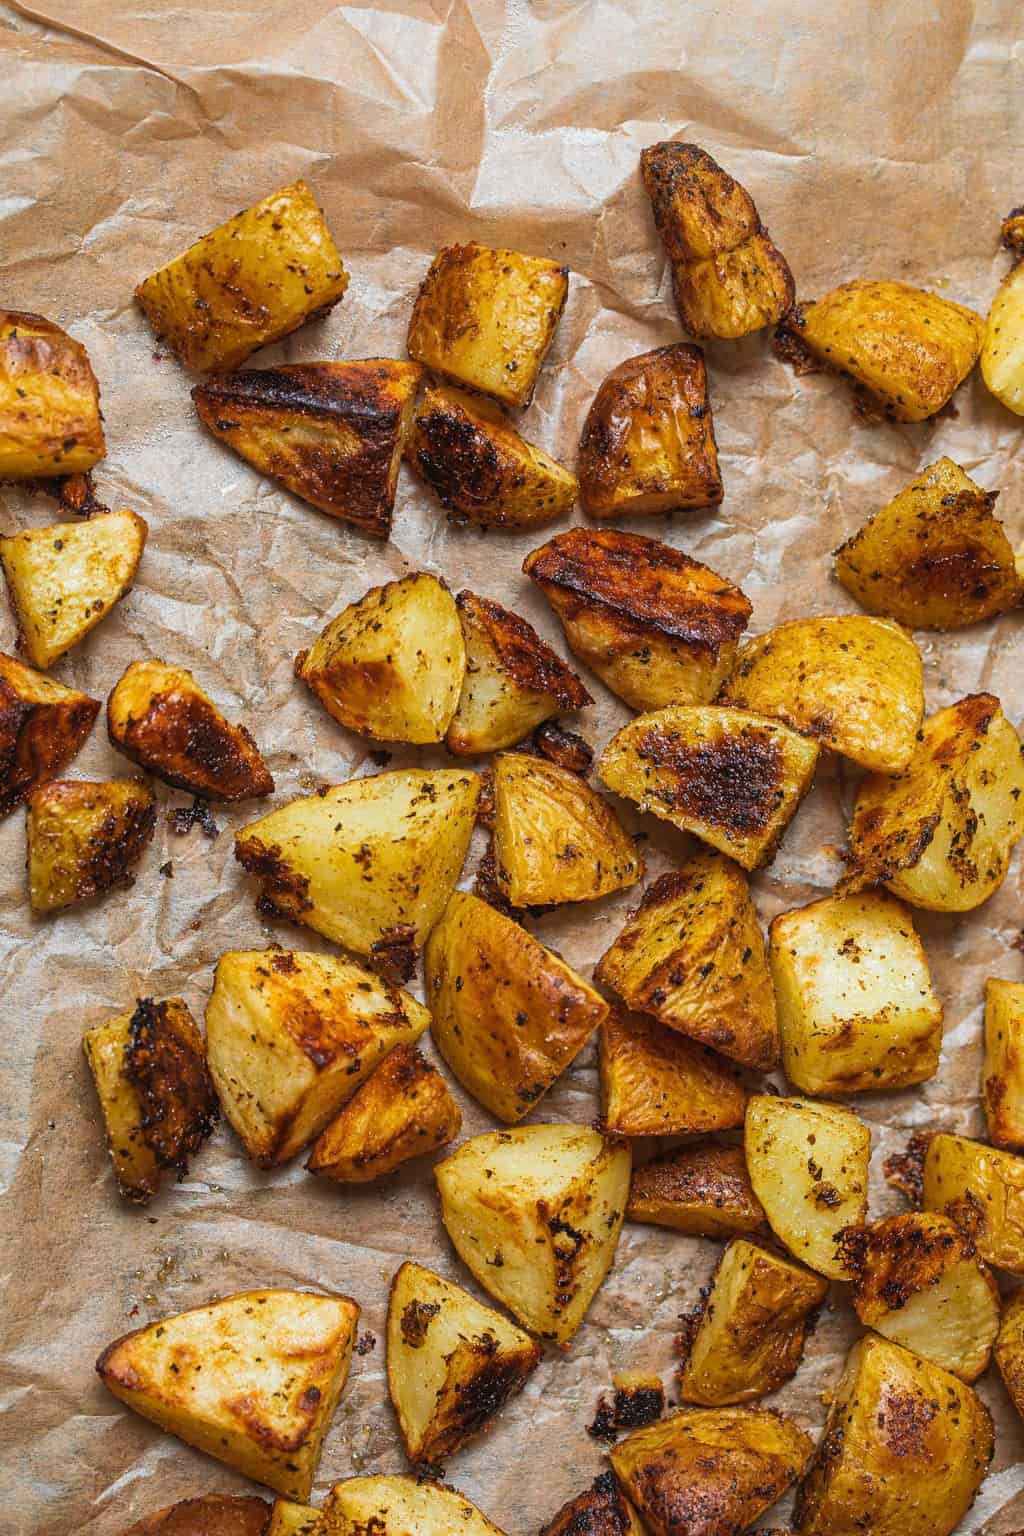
[
  {"x1": 0, "y1": 310, "x2": 105, "y2": 478},
  {"x1": 983, "y1": 978, "x2": 1024, "y2": 1147},
  {"x1": 0, "y1": 652, "x2": 99, "y2": 815},
  {"x1": 600, "y1": 1007, "x2": 747, "y2": 1138},
  {"x1": 921, "y1": 1132, "x2": 1024, "y2": 1274},
  {"x1": 306, "y1": 1045, "x2": 460, "y2": 1183},
  {"x1": 981, "y1": 208, "x2": 1024, "y2": 415},
  {"x1": 627, "y1": 1142, "x2": 765, "y2": 1239},
  {"x1": 28, "y1": 778, "x2": 156, "y2": 913},
  {"x1": 319, "y1": 1477, "x2": 507, "y2": 1536}
]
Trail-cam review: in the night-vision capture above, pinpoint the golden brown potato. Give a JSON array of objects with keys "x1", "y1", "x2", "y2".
[
  {"x1": 678, "y1": 1239, "x2": 827, "y2": 1405},
  {"x1": 319, "y1": 1476, "x2": 507, "y2": 1536},
  {"x1": 386, "y1": 1260, "x2": 540, "y2": 1466},
  {"x1": 600, "y1": 1007, "x2": 747, "y2": 1137},
  {"x1": 0, "y1": 652, "x2": 99, "y2": 815},
  {"x1": 135, "y1": 180, "x2": 349, "y2": 371},
  {"x1": 793, "y1": 1335, "x2": 993, "y2": 1536},
  {"x1": 97, "y1": 1289, "x2": 359, "y2": 1499},
  {"x1": 435, "y1": 1124, "x2": 631, "y2": 1346},
  {"x1": 984, "y1": 977, "x2": 1024, "y2": 1147},
  {"x1": 405, "y1": 383, "x2": 576, "y2": 529},
  {"x1": 234, "y1": 769, "x2": 479, "y2": 956},
  {"x1": 28, "y1": 777, "x2": 156, "y2": 913},
  {"x1": 206, "y1": 948, "x2": 429, "y2": 1167},
  {"x1": 577, "y1": 345, "x2": 722, "y2": 517},
  {"x1": 407, "y1": 242, "x2": 568, "y2": 407},
  {"x1": 295, "y1": 573, "x2": 465, "y2": 744},
  {"x1": 524, "y1": 527, "x2": 751, "y2": 712},
  {"x1": 264, "y1": 1503, "x2": 320, "y2": 1536},
  {"x1": 719, "y1": 615, "x2": 923, "y2": 773},
  {"x1": 834, "y1": 457, "x2": 1024, "y2": 629},
  {"x1": 194, "y1": 361, "x2": 422, "y2": 540},
  {"x1": 778, "y1": 279, "x2": 984, "y2": 422},
  {"x1": 840, "y1": 693, "x2": 1024, "y2": 912},
  {"x1": 541, "y1": 1474, "x2": 645, "y2": 1536},
  {"x1": 994, "y1": 1286, "x2": 1024, "y2": 1419},
  {"x1": 306, "y1": 1044, "x2": 460, "y2": 1183},
  {"x1": 121, "y1": 1496, "x2": 271, "y2": 1536},
  {"x1": 425, "y1": 889, "x2": 607, "y2": 1122},
  {"x1": 0, "y1": 310, "x2": 105, "y2": 478},
  {"x1": 922, "y1": 1132, "x2": 1024, "y2": 1274},
  {"x1": 981, "y1": 210, "x2": 1024, "y2": 415},
  {"x1": 83, "y1": 996, "x2": 218, "y2": 1204},
  {"x1": 596, "y1": 851, "x2": 778, "y2": 1070},
  {"x1": 598, "y1": 705, "x2": 819, "y2": 871},
  {"x1": 627, "y1": 1142, "x2": 766, "y2": 1238},
  {"x1": 640, "y1": 142, "x2": 794, "y2": 340}
]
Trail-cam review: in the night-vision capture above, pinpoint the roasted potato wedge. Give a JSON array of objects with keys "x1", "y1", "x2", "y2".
[
  {"x1": 135, "y1": 180, "x2": 349, "y2": 371},
  {"x1": 994, "y1": 1286, "x2": 1024, "y2": 1420},
  {"x1": 524, "y1": 527, "x2": 751, "y2": 712},
  {"x1": 28, "y1": 777, "x2": 156, "y2": 913},
  {"x1": 121, "y1": 1496, "x2": 271, "y2": 1536},
  {"x1": 307, "y1": 1044, "x2": 460, "y2": 1182},
  {"x1": 840, "y1": 693, "x2": 1024, "y2": 912},
  {"x1": 600, "y1": 1007, "x2": 747, "y2": 1138},
  {"x1": 234, "y1": 769, "x2": 479, "y2": 956},
  {"x1": 541, "y1": 1474, "x2": 645, "y2": 1536},
  {"x1": 984, "y1": 977, "x2": 1024, "y2": 1147},
  {"x1": 922, "y1": 1132, "x2": 1024, "y2": 1274},
  {"x1": 264, "y1": 1504, "x2": 320, "y2": 1536},
  {"x1": 386, "y1": 1259, "x2": 541, "y2": 1465},
  {"x1": 206, "y1": 949, "x2": 429, "y2": 1167},
  {"x1": 793, "y1": 1335, "x2": 993, "y2": 1536},
  {"x1": 599, "y1": 705, "x2": 819, "y2": 871},
  {"x1": 577, "y1": 345, "x2": 723, "y2": 516},
  {"x1": 194, "y1": 361, "x2": 422, "y2": 539},
  {"x1": 981, "y1": 210, "x2": 1024, "y2": 415},
  {"x1": 0, "y1": 310, "x2": 105, "y2": 478},
  {"x1": 97, "y1": 1289, "x2": 359, "y2": 1499},
  {"x1": 425, "y1": 889, "x2": 607, "y2": 1122},
  {"x1": 627, "y1": 1142, "x2": 766, "y2": 1238},
  {"x1": 435, "y1": 1124, "x2": 630, "y2": 1345},
  {"x1": 407, "y1": 242, "x2": 568, "y2": 407},
  {"x1": 640, "y1": 142, "x2": 794, "y2": 340},
  {"x1": 319, "y1": 1476, "x2": 506, "y2": 1536},
  {"x1": 296, "y1": 573, "x2": 464, "y2": 744},
  {"x1": 596, "y1": 851, "x2": 778, "y2": 1070},
  {"x1": 0, "y1": 652, "x2": 99, "y2": 815}
]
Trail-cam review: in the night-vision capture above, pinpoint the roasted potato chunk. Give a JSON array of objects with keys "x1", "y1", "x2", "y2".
[
  {"x1": 319, "y1": 1476, "x2": 506, "y2": 1536},
  {"x1": 121, "y1": 1496, "x2": 271, "y2": 1536},
  {"x1": 406, "y1": 383, "x2": 576, "y2": 528},
  {"x1": 435, "y1": 1124, "x2": 630, "y2": 1345},
  {"x1": 264, "y1": 1504, "x2": 320, "y2": 1536},
  {"x1": 97, "y1": 1289, "x2": 359, "y2": 1499},
  {"x1": 386, "y1": 1260, "x2": 541, "y2": 1465},
  {"x1": 840, "y1": 693, "x2": 1024, "y2": 912},
  {"x1": 194, "y1": 361, "x2": 422, "y2": 539},
  {"x1": 994, "y1": 1286, "x2": 1024, "y2": 1420},
  {"x1": 834, "y1": 457, "x2": 1024, "y2": 629},
  {"x1": 83, "y1": 996, "x2": 218, "y2": 1203},
  {"x1": 135, "y1": 180, "x2": 349, "y2": 371},
  {"x1": 596, "y1": 851, "x2": 778, "y2": 1070},
  {"x1": 234, "y1": 769, "x2": 479, "y2": 955},
  {"x1": 524, "y1": 527, "x2": 751, "y2": 712},
  {"x1": 426, "y1": 889, "x2": 607, "y2": 1122},
  {"x1": 984, "y1": 978, "x2": 1024, "y2": 1147},
  {"x1": 640, "y1": 142, "x2": 794, "y2": 340},
  {"x1": 793, "y1": 1335, "x2": 993, "y2": 1536},
  {"x1": 541, "y1": 1474, "x2": 645, "y2": 1536},
  {"x1": 599, "y1": 705, "x2": 818, "y2": 871},
  {"x1": 981, "y1": 210, "x2": 1024, "y2": 415},
  {"x1": 0, "y1": 652, "x2": 99, "y2": 815},
  {"x1": 307, "y1": 1044, "x2": 460, "y2": 1182},
  {"x1": 627, "y1": 1142, "x2": 765, "y2": 1238},
  {"x1": 922, "y1": 1132, "x2": 1024, "y2": 1274},
  {"x1": 28, "y1": 777, "x2": 156, "y2": 913},
  {"x1": 600, "y1": 1007, "x2": 747, "y2": 1137},
  {"x1": 206, "y1": 949, "x2": 429, "y2": 1167},
  {"x1": 407, "y1": 242, "x2": 568, "y2": 407},
  {"x1": 0, "y1": 310, "x2": 105, "y2": 478},
  {"x1": 577, "y1": 345, "x2": 722, "y2": 517}
]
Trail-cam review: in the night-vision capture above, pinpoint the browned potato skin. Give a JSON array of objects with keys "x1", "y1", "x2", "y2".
[
  {"x1": 627, "y1": 1142, "x2": 766, "y2": 1238},
  {"x1": 28, "y1": 778, "x2": 156, "y2": 913},
  {"x1": 578, "y1": 345, "x2": 723, "y2": 517},
  {"x1": 994, "y1": 1287, "x2": 1024, "y2": 1419},
  {"x1": 0, "y1": 652, "x2": 99, "y2": 816},
  {"x1": 984, "y1": 978, "x2": 1024, "y2": 1147},
  {"x1": 306, "y1": 1044, "x2": 461, "y2": 1183},
  {"x1": 542, "y1": 1474, "x2": 645, "y2": 1536},
  {"x1": 0, "y1": 310, "x2": 105, "y2": 478},
  {"x1": 121, "y1": 1496, "x2": 271, "y2": 1536},
  {"x1": 922, "y1": 1132, "x2": 1024, "y2": 1275},
  {"x1": 600, "y1": 1007, "x2": 747, "y2": 1138}
]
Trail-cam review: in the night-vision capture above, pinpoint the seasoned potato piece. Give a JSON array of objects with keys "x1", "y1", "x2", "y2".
[
  {"x1": 234, "y1": 769, "x2": 479, "y2": 956},
  {"x1": 426, "y1": 890, "x2": 607, "y2": 1122},
  {"x1": 541, "y1": 1474, "x2": 645, "y2": 1536},
  {"x1": 596, "y1": 852, "x2": 778, "y2": 1070},
  {"x1": 834, "y1": 458, "x2": 1023, "y2": 629},
  {"x1": 599, "y1": 705, "x2": 818, "y2": 871},
  {"x1": 840, "y1": 693, "x2": 1024, "y2": 912},
  {"x1": 121, "y1": 1496, "x2": 271, "y2": 1536},
  {"x1": 0, "y1": 652, "x2": 99, "y2": 815},
  {"x1": 296, "y1": 574, "x2": 465, "y2": 744},
  {"x1": 406, "y1": 383, "x2": 576, "y2": 528},
  {"x1": 135, "y1": 180, "x2": 349, "y2": 371},
  {"x1": 600, "y1": 1007, "x2": 747, "y2": 1138},
  {"x1": 446, "y1": 590, "x2": 591, "y2": 755},
  {"x1": 745, "y1": 1095, "x2": 869, "y2": 1279},
  {"x1": 435, "y1": 1124, "x2": 630, "y2": 1345},
  {"x1": 577, "y1": 345, "x2": 723, "y2": 517},
  {"x1": 994, "y1": 1286, "x2": 1024, "y2": 1420},
  {"x1": 778, "y1": 279, "x2": 984, "y2": 421},
  {"x1": 769, "y1": 891, "x2": 942, "y2": 1095},
  {"x1": 981, "y1": 210, "x2": 1024, "y2": 415},
  {"x1": 97, "y1": 1289, "x2": 359, "y2": 1499},
  {"x1": 640, "y1": 143, "x2": 794, "y2": 340},
  {"x1": 206, "y1": 949, "x2": 429, "y2": 1167},
  {"x1": 627, "y1": 1142, "x2": 765, "y2": 1238},
  {"x1": 793, "y1": 1335, "x2": 993, "y2": 1536},
  {"x1": 28, "y1": 777, "x2": 156, "y2": 913},
  {"x1": 719, "y1": 615, "x2": 923, "y2": 773},
  {"x1": 319, "y1": 1476, "x2": 506, "y2": 1536},
  {"x1": 922, "y1": 1132, "x2": 1024, "y2": 1274},
  {"x1": 678, "y1": 1239, "x2": 827, "y2": 1405},
  {"x1": 0, "y1": 310, "x2": 105, "y2": 478},
  {"x1": 984, "y1": 978, "x2": 1024, "y2": 1147},
  {"x1": 1, "y1": 506, "x2": 146, "y2": 669},
  {"x1": 407, "y1": 242, "x2": 568, "y2": 407},
  {"x1": 307, "y1": 1044, "x2": 460, "y2": 1182},
  {"x1": 264, "y1": 1504, "x2": 319, "y2": 1536},
  {"x1": 524, "y1": 527, "x2": 751, "y2": 712},
  {"x1": 386, "y1": 1260, "x2": 540, "y2": 1465},
  {"x1": 194, "y1": 361, "x2": 422, "y2": 540}
]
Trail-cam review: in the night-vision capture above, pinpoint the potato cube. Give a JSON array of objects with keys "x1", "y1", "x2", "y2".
[
  {"x1": 627, "y1": 1142, "x2": 765, "y2": 1238},
  {"x1": 28, "y1": 777, "x2": 156, "y2": 913},
  {"x1": 600, "y1": 1007, "x2": 746, "y2": 1138},
  {"x1": 922, "y1": 1132, "x2": 1024, "y2": 1274},
  {"x1": 541, "y1": 1474, "x2": 645, "y2": 1536},
  {"x1": 983, "y1": 977, "x2": 1024, "y2": 1146},
  {"x1": 0, "y1": 310, "x2": 105, "y2": 478},
  {"x1": 0, "y1": 652, "x2": 99, "y2": 815},
  {"x1": 306, "y1": 1044, "x2": 460, "y2": 1183},
  {"x1": 981, "y1": 211, "x2": 1024, "y2": 415},
  {"x1": 123, "y1": 1496, "x2": 272, "y2": 1536},
  {"x1": 319, "y1": 1477, "x2": 506, "y2": 1536},
  {"x1": 994, "y1": 1286, "x2": 1024, "y2": 1419},
  {"x1": 264, "y1": 1503, "x2": 320, "y2": 1536}
]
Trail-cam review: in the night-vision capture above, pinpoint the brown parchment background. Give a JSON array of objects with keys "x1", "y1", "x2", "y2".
[{"x1": 2, "y1": 1, "x2": 1024, "y2": 1531}]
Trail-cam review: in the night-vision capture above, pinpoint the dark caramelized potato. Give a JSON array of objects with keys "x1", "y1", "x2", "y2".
[
  {"x1": 306, "y1": 1044, "x2": 461, "y2": 1183},
  {"x1": 600, "y1": 1007, "x2": 747, "y2": 1137},
  {"x1": 28, "y1": 778, "x2": 156, "y2": 913},
  {"x1": 0, "y1": 310, "x2": 105, "y2": 478},
  {"x1": 541, "y1": 1474, "x2": 645, "y2": 1536},
  {"x1": 121, "y1": 1496, "x2": 271, "y2": 1536},
  {"x1": 0, "y1": 652, "x2": 99, "y2": 816},
  {"x1": 627, "y1": 1143, "x2": 766, "y2": 1238}
]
